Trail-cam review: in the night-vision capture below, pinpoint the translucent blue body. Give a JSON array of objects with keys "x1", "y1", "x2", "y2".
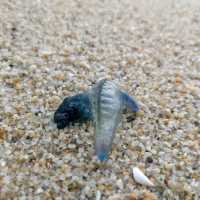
[{"x1": 54, "y1": 79, "x2": 139, "y2": 161}]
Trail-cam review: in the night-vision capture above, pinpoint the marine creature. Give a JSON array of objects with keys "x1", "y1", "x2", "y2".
[
  {"x1": 54, "y1": 79, "x2": 139, "y2": 161},
  {"x1": 132, "y1": 167, "x2": 154, "y2": 187}
]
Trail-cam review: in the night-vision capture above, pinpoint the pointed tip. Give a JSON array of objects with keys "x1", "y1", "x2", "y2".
[
  {"x1": 132, "y1": 167, "x2": 154, "y2": 187},
  {"x1": 95, "y1": 136, "x2": 111, "y2": 162},
  {"x1": 121, "y1": 91, "x2": 140, "y2": 112},
  {"x1": 98, "y1": 151, "x2": 109, "y2": 162},
  {"x1": 132, "y1": 102, "x2": 140, "y2": 112}
]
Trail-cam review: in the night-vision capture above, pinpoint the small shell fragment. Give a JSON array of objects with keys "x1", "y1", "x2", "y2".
[
  {"x1": 132, "y1": 167, "x2": 154, "y2": 187},
  {"x1": 96, "y1": 190, "x2": 101, "y2": 200}
]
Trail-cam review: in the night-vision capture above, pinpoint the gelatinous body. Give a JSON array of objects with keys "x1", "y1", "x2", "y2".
[{"x1": 54, "y1": 79, "x2": 139, "y2": 161}]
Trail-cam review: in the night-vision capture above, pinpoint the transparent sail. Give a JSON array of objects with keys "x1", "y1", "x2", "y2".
[{"x1": 89, "y1": 79, "x2": 123, "y2": 161}]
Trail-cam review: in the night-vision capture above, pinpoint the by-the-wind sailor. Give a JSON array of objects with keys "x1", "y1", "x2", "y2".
[{"x1": 54, "y1": 79, "x2": 139, "y2": 161}]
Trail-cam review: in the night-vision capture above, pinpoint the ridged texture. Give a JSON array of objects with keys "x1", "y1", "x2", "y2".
[{"x1": 90, "y1": 79, "x2": 123, "y2": 161}]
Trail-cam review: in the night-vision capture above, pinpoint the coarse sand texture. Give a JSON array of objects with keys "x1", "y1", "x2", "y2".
[{"x1": 0, "y1": 0, "x2": 200, "y2": 199}]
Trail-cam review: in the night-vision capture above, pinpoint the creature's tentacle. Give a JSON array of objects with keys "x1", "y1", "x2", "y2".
[{"x1": 120, "y1": 91, "x2": 139, "y2": 112}]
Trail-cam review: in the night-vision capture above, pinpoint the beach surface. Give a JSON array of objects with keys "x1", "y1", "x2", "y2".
[{"x1": 0, "y1": 0, "x2": 200, "y2": 199}]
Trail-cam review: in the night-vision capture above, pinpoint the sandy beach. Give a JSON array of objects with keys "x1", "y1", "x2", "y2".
[{"x1": 0, "y1": 0, "x2": 200, "y2": 199}]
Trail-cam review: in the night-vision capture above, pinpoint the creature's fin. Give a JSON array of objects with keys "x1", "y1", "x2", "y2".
[{"x1": 120, "y1": 91, "x2": 139, "y2": 112}]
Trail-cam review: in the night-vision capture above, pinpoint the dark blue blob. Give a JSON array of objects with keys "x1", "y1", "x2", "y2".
[
  {"x1": 54, "y1": 93, "x2": 93, "y2": 129},
  {"x1": 121, "y1": 91, "x2": 139, "y2": 112}
]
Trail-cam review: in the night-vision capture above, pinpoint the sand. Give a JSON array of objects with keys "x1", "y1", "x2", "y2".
[{"x1": 0, "y1": 0, "x2": 200, "y2": 199}]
